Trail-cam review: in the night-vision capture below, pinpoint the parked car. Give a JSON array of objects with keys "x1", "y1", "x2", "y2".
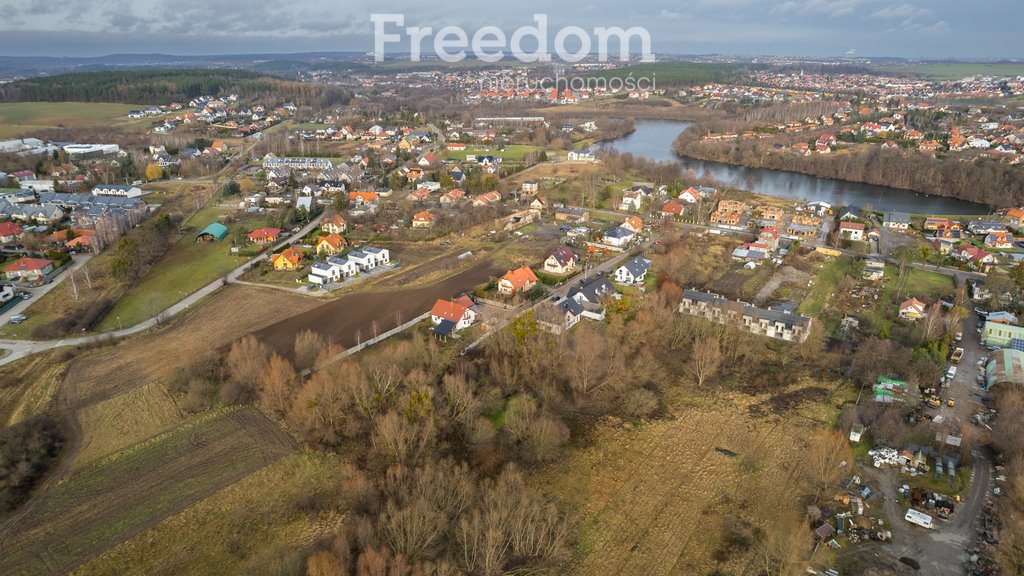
[
  {"x1": 20, "y1": 293, "x2": 31, "y2": 300},
  {"x1": 9, "y1": 314, "x2": 27, "y2": 324}
]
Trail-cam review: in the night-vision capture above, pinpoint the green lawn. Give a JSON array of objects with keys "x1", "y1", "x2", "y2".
[
  {"x1": 0, "y1": 102, "x2": 143, "y2": 138},
  {"x1": 798, "y1": 255, "x2": 855, "y2": 316},
  {"x1": 886, "y1": 63, "x2": 1024, "y2": 81},
  {"x1": 883, "y1": 265, "x2": 956, "y2": 303},
  {"x1": 444, "y1": 145, "x2": 545, "y2": 162}
]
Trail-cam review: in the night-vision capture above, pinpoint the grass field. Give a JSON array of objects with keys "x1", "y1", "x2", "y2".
[
  {"x1": 73, "y1": 381, "x2": 182, "y2": 469},
  {"x1": 883, "y1": 265, "x2": 956, "y2": 302},
  {"x1": 0, "y1": 102, "x2": 143, "y2": 139},
  {"x1": 0, "y1": 408, "x2": 296, "y2": 576},
  {"x1": 73, "y1": 451, "x2": 346, "y2": 576},
  {"x1": 444, "y1": 144, "x2": 545, "y2": 162},
  {"x1": 534, "y1": 386, "x2": 832, "y2": 575},
  {"x1": 799, "y1": 255, "x2": 856, "y2": 316},
  {"x1": 887, "y1": 63, "x2": 1024, "y2": 81},
  {"x1": 0, "y1": 351, "x2": 66, "y2": 426}
]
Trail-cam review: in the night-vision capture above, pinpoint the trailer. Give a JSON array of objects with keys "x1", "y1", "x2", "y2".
[{"x1": 905, "y1": 508, "x2": 934, "y2": 529}]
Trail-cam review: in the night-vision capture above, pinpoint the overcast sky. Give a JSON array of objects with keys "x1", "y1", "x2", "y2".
[{"x1": 0, "y1": 0, "x2": 1019, "y2": 59}]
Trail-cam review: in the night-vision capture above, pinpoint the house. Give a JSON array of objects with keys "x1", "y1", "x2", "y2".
[
  {"x1": 316, "y1": 233, "x2": 347, "y2": 256},
  {"x1": 732, "y1": 242, "x2": 769, "y2": 264},
  {"x1": 363, "y1": 246, "x2": 390, "y2": 267},
  {"x1": 622, "y1": 216, "x2": 644, "y2": 234},
  {"x1": 272, "y1": 247, "x2": 304, "y2": 270},
  {"x1": 439, "y1": 189, "x2": 466, "y2": 206},
  {"x1": 348, "y1": 191, "x2": 379, "y2": 207},
  {"x1": 320, "y1": 214, "x2": 347, "y2": 234},
  {"x1": 522, "y1": 181, "x2": 539, "y2": 195},
  {"x1": 755, "y1": 205, "x2": 784, "y2": 221},
  {"x1": 679, "y1": 289, "x2": 813, "y2": 342},
  {"x1": 924, "y1": 217, "x2": 959, "y2": 232},
  {"x1": 535, "y1": 298, "x2": 584, "y2": 334},
  {"x1": 838, "y1": 206, "x2": 863, "y2": 221},
  {"x1": 660, "y1": 202, "x2": 684, "y2": 219},
  {"x1": 953, "y1": 245, "x2": 998, "y2": 270},
  {"x1": 543, "y1": 247, "x2": 578, "y2": 275},
  {"x1": 839, "y1": 222, "x2": 865, "y2": 241},
  {"x1": 758, "y1": 226, "x2": 781, "y2": 251},
  {"x1": 0, "y1": 222, "x2": 24, "y2": 243},
  {"x1": 1006, "y1": 208, "x2": 1024, "y2": 229},
  {"x1": 430, "y1": 296, "x2": 477, "y2": 334},
  {"x1": 91, "y1": 184, "x2": 143, "y2": 198},
  {"x1": 899, "y1": 297, "x2": 927, "y2": 320},
  {"x1": 986, "y1": 231, "x2": 1015, "y2": 249},
  {"x1": 472, "y1": 191, "x2": 502, "y2": 207},
  {"x1": 968, "y1": 220, "x2": 1007, "y2": 236},
  {"x1": 308, "y1": 256, "x2": 358, "y2": 285},
  {"x1": 411, "y1": 211, "x2": 436, "y2": 228},
  {"x1": 567, "y1": 149, "x2": 595, "y2": 162},
  {"x1": 568, "y1": 274, "x2": 617, "y2": 309},
  {"x1": 555, "y1": 207, "x2": 590, "y2": 223},
  {"x1": 863, "y1": 257, "x2": 885, "y2": 281},
  {"x1": 883, "y1": 211, "x2": 911, "y2": 230},
  {"x1": 679, "y1": 186, "x2": 714, "y2": 204},
  {"x1": 710, "y1": 210, "x2": 742, "y2": 226},
  {"x1": 446, "y1": 142, "x2": 467, "y2": 151},
  {"x1": 602, "y1": 226, "x2": 635, "y2": 248},
  {"x1": 618, "y1": 190, "x2": 644, "y2": 212},
  {"x1": 497, "y1": 266, "x2": 539, "y2": 295},
  {"x1": 614, "y1": 256, "x2": 651, "y2": 285},
  {"x1": 3, "y1": 257, "x2": 54, "y2": 281},
  {"x1": 248, "y1": 227, "x2": 282, "y2": 245},
  {"x1": 417, "y1": 152, "x2": 439, "y2": 167},
  {"x1": 530, "y1": 196, "x2": 547, "y2": 210}
]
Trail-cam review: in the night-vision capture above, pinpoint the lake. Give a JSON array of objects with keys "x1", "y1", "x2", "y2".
[{"x1": 598, "y1": 119, "x2": 991, "y2": 215}]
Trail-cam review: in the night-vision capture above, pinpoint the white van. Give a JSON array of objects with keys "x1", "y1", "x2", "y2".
[
  {"x1": 946, "y1": 366, "x2": 957, "y2": 381},
  {"x1": 905, "y1": 508, "x2": 934, "y2": 529}
]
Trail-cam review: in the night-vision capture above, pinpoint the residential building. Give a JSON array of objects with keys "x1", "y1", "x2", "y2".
[
  {"x1": 248, "y1": 227, "x2": 282, "y2": 244},
  {"x1": 91, "y1": 184, "x2": 143, "y2": 198},
  {"x1": 952, "y1": 245, "x2": 998, "y2": 270},
  {"x1": 884, "y1": 211, "x2": 911, "y2": 230},
  {"x1": 262, "y1": 154, "x2": 334, "y2": 171},
  {"x1": 924, "y1": 217, "x2": 959, "y2": 232},
  {"x1": 535, "y1": 298, "x2": 584, "y2": 334},
  {"x1": 522, "y1": 181, "x2": 539, "y2": 195},
  {"x1": 320, "y1": 214, "x2": 347, "y2": 234},
  {"x1": 272, "y1": 247, "x2": 304, "y2": 270},
  {"x1": 983, "y1": 321, "x2": 1024, "y2": 349},
  {"x1": 839, "y1": 221, "x2": 865, "y2": 241},
  {"x1": 678, "y1": 289, "x2": 812, "y2": 342},
  {"x1": 316, "y1": 233, "x2": 347, "y2": 256},
  {"x1": 660, "y1": 202, "x2": 685, "y2": 219},
  {"x1": 430, "y1": 296, "x2": 478, "y2": 335},
  {"x1": 899, "y1": 297, "x2": 927, "y2": 320},
  {"x1": 621, "y1": 216, "x2": 644, "y2": 234},
  {"x1": 0, "y1": 222, "x2": 24, "y2": 243},
  {"x1": 567, "y1": 149, "x2": 595, "y2": 162},
  {"x1": 411, "y1": 211, "x2": 436, "y2": 228},
  {"x1": 602, "y1": 226, "x2": 635, "y2": 248},
  {"x1": 614, "y1": 256, "x2": 651, "y2": 285},
  {"x1": 543, "y1": 247, "x2": 577, "y2": 275},
  {"x1": 968, "y1": 220, "x2": 1007, "y2": 235},
  {"x1": 986, "y1": 231, "x2": 1015, "y2": 249},
  {"x1": 555, "y1": 207, "x2": 590, "y2": 223},
  {"x1": 497, "y1": 266, "x2": 539, "y2": 295},
  {"x1": 755, "y1": 205, "x2": 784, "y2": 221},
  {"x1": 3, "y1": 257, "x2": 54, "y2": 281},
  {"x1": 308, "y1": 256, "x2": 358, "y2": 285}
]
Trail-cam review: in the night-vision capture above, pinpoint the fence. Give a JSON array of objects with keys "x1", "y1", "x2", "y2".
[{"x1": 310, "y1": 312, "x2": 431, "y2": 373}]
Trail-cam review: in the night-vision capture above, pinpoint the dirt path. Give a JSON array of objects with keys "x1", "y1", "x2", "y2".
[{"x1": 753, "y1": 265, "x2": 811, "y2": 305}]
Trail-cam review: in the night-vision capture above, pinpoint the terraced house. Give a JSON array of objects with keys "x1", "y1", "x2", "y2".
[{"x1": 679, "y1": 289, "x2": 813, "y2": 342}]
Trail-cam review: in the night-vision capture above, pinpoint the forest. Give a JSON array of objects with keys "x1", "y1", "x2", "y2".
[
  {"x1": 674, "y1": 126, "x2": 1024, "y2": 208},
  {"x1": 0, "y1": 69, "x2": 353, "y2": 108}
]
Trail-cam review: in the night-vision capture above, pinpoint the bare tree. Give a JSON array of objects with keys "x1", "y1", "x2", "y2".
[
  {"x1": 221, "y1": 335, "x2": 271, "y2": 404},
  {"x1": 294, "y1": 329, "x2": 327, "y2": 371},
  {"x1": 258, "y1": 353, "x2": 298, "y2": 418},
  {"x1": 685, "y1": 335, "x2": 722, "y2": 388},
  {"x1": 803, "y1": 429, "x2": 852, "y2": 503}
]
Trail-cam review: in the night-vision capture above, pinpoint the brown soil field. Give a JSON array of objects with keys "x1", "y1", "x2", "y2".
[
  {"x1": 254, "y1": 258, "x2": 502, "y2": 357},
  {"x1": 0, "y1": 408, "x2": 296, "y2": 576}
]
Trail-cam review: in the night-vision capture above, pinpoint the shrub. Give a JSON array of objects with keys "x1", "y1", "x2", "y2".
[{"x1": 0, "y1": 416, "x2": 65, "y2": 512}]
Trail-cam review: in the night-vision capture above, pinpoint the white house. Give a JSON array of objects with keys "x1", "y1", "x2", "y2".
[
  {"x1": 567, "y1": 149, "x2": 595, "y2": 162},
  {"x1": 308, "y1": 256, "x2": 358, "y2": 285},
  {"x1": 614, "y1": 256, "x2": 651, "y2": 285},
  {"x1": 91, "y1": 184, "x2": 143, "y2": 198},
  {"x1": 364, "y1": 246, "x2": 391, "y2": 266},
  {"x1": 602, "y1": 226, "x2": 635, "y2": 248},
  {"x1": 839, "y1": 221, "x2": 865, "y2": 241},
  {"x1": 430, "y1": 296, "x2": 477, "y2": 333}
]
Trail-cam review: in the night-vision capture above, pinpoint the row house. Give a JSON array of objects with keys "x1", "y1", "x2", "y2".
[{"x1": 679, "y1": 289, "x2": 813, "y2": 342}]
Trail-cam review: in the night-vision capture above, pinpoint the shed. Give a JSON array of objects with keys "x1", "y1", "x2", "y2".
[{"x1": 196, "y1": 222, "x2": 229, "y2": 242}]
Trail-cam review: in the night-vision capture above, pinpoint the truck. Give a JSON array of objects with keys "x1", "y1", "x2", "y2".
[
  {"x1": 950, "y1": 348, "x2": 964, "y2": 364},
  {"x1": 905, "y1": 508, "x2": 934, "y2": 529},
  {"x1": 946, "y1": 366, "x2": 958, "y2": 381}
]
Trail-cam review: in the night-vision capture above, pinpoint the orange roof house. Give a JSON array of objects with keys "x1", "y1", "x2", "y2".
[
  {"x1": 248, "y1": 227, "x2": 282, "y2": 244},
  {"x1": 411, "y1": 211, "x2": 436, "y2": 228},
  {"x1": 272, "y1": 247, "x2": 304, "y2": 271},
  {"x1": 1006, "y1": 208, "x2": 1024, "y2": 227},
  {"x1": 349, "y1": 191, "x2": 379, "y2": 206},
  {"x1": 320, "y1": 214, "x2": 347, "y2": 234},
  {"x1": 622, "y1": 216, "x2": 644, "y2": 233},
  {"x1": 316, "y1": 233, "x2": 347, "y2": 256},
  {"x1": 497, "y1": 266, "x2": 539, "y2": 295}
]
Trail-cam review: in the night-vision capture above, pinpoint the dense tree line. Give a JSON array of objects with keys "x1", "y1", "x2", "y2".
[
  {"x1": 0, "y1": 416, "x2": 65, "y2": 512},
  {"x1": 675, "y1": 126, "x2": 1024, "y2": 207},
  {"x1": 0, "y1": 69, "x2": 353, "y2": 108}
]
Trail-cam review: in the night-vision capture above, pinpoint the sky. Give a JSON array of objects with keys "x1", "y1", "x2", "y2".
[{"x1": 0, "y1": 0, "x2": 1019, "y2": 59}]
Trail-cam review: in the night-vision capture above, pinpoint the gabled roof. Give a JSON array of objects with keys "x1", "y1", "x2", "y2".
[
  {"x1": 603, "y1": 226, "x2": 634, "y2": 240},
  {"x1": 273, "y1": 247, "x2": 303, "y2": 266},
  {"x1": 500, "y1": 266, "x2": 539, "y2": 290},
  {"x1": 248, "y1": 227, "x2": 282, "y2": 241},
  {"x1": 317, "y1": 233, "x2": 346, "y2": 250},
  {"x1": 430, "y1": 298, "x2": 471, "y2": 322},
  {"x1": 618, "y1": 256, "x2": 652, "y2": 279},
  {"x1": 547, "y1": 247, "x2": 576, "y2": 267},
  {"x1": 569, "y1": 275, "x2": 617, "y2": 304},
  {"x1": 4, "y1": 256, "x2": 53, "y2": 272},
  {"x1": 0, "y1": 222, "x2": 24, "y2": 236}
]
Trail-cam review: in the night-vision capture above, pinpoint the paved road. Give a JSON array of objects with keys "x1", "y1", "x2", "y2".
[{"x1": 0, "y1": 218, "x2": 323, "y2": 366}]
